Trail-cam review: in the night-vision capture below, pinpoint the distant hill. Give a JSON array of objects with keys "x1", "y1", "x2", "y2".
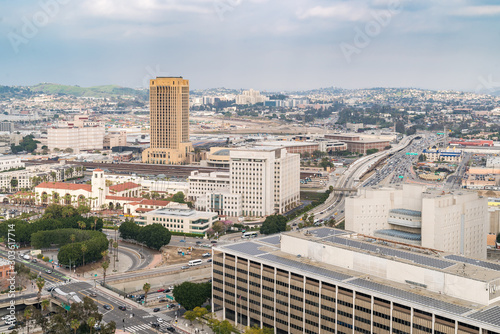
[{"x1": 29, "y1": 83, "x2": 149, "y2": 100}]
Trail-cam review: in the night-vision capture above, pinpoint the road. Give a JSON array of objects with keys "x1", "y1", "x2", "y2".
[{"x1": 292, "y1": 134, "x2": 423, "y2": 225}]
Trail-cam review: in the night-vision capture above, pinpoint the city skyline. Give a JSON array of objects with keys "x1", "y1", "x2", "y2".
[{"x1": 1, "y1": 0, "x2": 500, "y2": 93}]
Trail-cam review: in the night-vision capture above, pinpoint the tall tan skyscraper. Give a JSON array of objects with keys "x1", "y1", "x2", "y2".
[{"x1": 142, "y1": 77, "x2": 193, "y2": 164}]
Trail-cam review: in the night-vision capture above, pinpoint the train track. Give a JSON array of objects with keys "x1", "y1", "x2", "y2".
[{"x1": 25, "y1": 160, "x2": 228, "y2": 178}]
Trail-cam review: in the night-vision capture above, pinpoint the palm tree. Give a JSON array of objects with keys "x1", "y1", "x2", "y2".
[
  {"x1": 143, "y1": 282, "x2": 151, "y2": 305},
  {"x1": 102, "y1": 261, "x2": 109, "y2": 285},
  {"x1": 113, "y1": 241, "x2": 118, "y2": 263},
  {"x1": 41, "y1": 299, "x2": 50, "y2": 315},
  {"x1": 35, "y1": 277, "x2": 45, "y2": 302},
  {"x1": 70, "y1": 319, "x2": 80, "y2": 334},
  {"x1": 87, "y1": 317, "x2": 96, "y2": 334},
  {"x1": 81, "y1": 244, "x2": 88, "y2": 268},
  {"x1": 24, "y1": 307, "x2": 32, "y2": 334}
]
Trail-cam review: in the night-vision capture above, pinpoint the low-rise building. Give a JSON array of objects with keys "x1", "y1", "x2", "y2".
[
  {"x1": 423, "y1": 147, "x2": 463, "y2": 163},
  {"x1": 0, "y1": 155, "x2": 24, "y2": 171},
  {"x1": 143, "y1": 202, "x2": 218, "y2": 235}
]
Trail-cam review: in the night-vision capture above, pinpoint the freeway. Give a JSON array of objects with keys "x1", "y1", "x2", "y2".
[{"x1": 294, "y1": 134, "x2": 423, "y2": 225}]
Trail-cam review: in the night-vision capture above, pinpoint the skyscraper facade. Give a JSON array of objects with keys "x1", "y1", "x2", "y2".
[{"x1": 142, "y1": 77, "x2": 193, "y2": 164}]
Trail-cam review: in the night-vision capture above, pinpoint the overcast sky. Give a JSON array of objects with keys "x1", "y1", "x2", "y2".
[{"x1": 1, "y1": 0, "x2": 499, "y2": 92}]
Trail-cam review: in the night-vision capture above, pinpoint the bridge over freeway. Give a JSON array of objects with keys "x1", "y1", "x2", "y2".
[{"x1": 330, "y1": 187, "x2": 357, "y2": 192}]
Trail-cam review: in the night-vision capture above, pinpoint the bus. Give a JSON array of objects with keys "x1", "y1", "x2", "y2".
[
  {"x1": 242, "y1": 232, "x2": 258, "y2": 239},
  {"x1": 188, "y1": 259, "x2": 203, "y2": 266}
]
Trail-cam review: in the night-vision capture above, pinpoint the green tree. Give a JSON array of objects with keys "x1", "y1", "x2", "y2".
[
  {"x1": 395, "y1": 121, "x2": 405, "y2": 134},
  {"x1": 173, "y1": 282, "x2": 211, "y2": 310},
  {"x1": 184, "y1": 310, "x2": 197, "y2": 325},
  {"x1": 259, "y1": 214, "x2": 287, "y2": 235},
  {"x1": 118, "y1": 219, "x2": 140, "y2": 240},
  {"x1": 193, "y1": 307, "x2": 209, "y2": 329},
  {"x1": 81, "y1": 243, "x2": 88, "y2": 268},
  {"x1": 207, "y1": 318, "x2": 234, "y2": 334},
  {"x1": 137, "y1": 223, "x2": 172, "y2": 250},
  {"x1": 169, "y1": 191, "x2": 186, "y2": 203},
  {"x1": 10, "y1": 178, "x2": 20, "y2": 191},
  {"x1": 244, "y1": 325, "x2": 274, "y2": 334}
]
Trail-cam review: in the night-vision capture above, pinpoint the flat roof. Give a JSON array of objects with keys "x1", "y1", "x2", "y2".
[
  {"x1": 215, "y1": 227, "x2": 500, "y2": 330},
  {"x1": 145, "y1": 207, "x2": 217, "y2": 220}
]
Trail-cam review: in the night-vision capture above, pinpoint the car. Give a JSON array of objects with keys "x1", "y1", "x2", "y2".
[
  {"x1": 169, "y1": 303, "x2": 177, "y2": 308},
  {"x1": 207, "y1": 259, "x2": 212, "y2": 263},
  {"x1": 211, "y1": 240, "x2": 217, "y2": 244},
  {"x1": 46, "y1": 286, "x2": 55, "y2": 292},
  {"x1": 89, "y1": 292, "x2": 97, "y2": 297},
  {"x1": 31, "y1": 259, "x2": 37, "y2": 263},
  {"x1": 103, "y1": 304, "x2": 111, "y2": 310},
  {"x1": 179, "y1": 239, "x2": 185, "y2": 242},
  {"x1": 166, "y1": 326, "x2": 176, "y2": 332},
  {"x1": 118, "y1": 306, "x2": 127, "y2": 311},
  {"x1": 45, "y1": 270, "x2": 52, "y2": 274},
  {"x1": 202, "y1": 253, "x2": 211, "y2": 257},
  {"x1": 157, "y1": 288, "x2": 165, "y2": 292},
  {"x1": 153, "y1": 308, "x2": 160, "y2": 312},
  {"x1": 94, "y1": 323, "x2": 101, "y2": 331},
  {"x1": 8, "y1": 325, "x2": 16, "y2": 330},
  {"x1": 151, "y1": 323, "x2": 160, "y2": 328},
  {"x1": 23, "y1": 254, "x2": 30, "y2": 260},
  {"x1": 181, "y1": 265, "x2": 189, "y2": 270},
  {"x1": 156, "y1": 318, "x2": 164, "y2": 323}
]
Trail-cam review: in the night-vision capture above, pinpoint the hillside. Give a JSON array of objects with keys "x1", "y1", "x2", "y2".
[{"x1": 29, "y1": 83, "x2": 148, "y2": 100}]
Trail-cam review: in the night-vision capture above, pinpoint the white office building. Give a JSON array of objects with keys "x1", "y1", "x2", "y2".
[
  {"x1": 345, "y1": 184, "x2": 488, "y2": 259},
  {"x1": 47, "y1": 126, "x2": 105, "y2": 152},
  {"x1": 188, "y1": 147, "x2": 300, "y2": 217}
]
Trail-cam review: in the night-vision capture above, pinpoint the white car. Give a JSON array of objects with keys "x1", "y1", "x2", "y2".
[{"x1": 156, "y1": 318, "x2": 164, "y2": 323}]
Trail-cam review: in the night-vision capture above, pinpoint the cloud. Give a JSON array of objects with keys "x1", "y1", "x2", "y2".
[
  {"x1": 77, "y1": 0, "x2": 212, "y2": 22},
  {"x1": 452, "y1": 5, "x2": 500, "y2": 16},
  {"x1": 297, "y1": 3, "x2": 373, "y2": 22}
]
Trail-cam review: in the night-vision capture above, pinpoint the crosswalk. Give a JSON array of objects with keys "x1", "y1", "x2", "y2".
[
  {"x1": 46, "y1": 280, "x2": 79, "y2": 289},
  {"x1": 124, "y1": 323, "x2": 152, "y2": 333}
]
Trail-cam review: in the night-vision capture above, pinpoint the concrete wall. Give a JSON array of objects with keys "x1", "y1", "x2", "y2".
[{"x1": 108, "y1": 266, "x2": 211, "y2": 293}]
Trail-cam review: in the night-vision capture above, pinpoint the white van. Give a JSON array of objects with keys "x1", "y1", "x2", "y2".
[{"x1": 188, "y1": 259, "x2": 203, "y2": 266}]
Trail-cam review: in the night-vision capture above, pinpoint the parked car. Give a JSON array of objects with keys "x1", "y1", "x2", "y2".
[
  {"x1": 181, "y1": 265, "x2": 189, "y2": 270},
  {"x1": 202, "y1": 252, "x2": 211, "y2": 257},
  {"x1": 31, "y1": 259, "x2": 37, "y2": 263},
  {"x1": 211, "y1": 240, "x2": 217, "y2": 244},
  {"x1": 153, "y1": 308, "x2": 160, "y2": 312},
  {"x1": 157, "y1": 288, "x2": 165, "y2": 292},
  {"x1": 207, "y1": 259, "x2": 212, "y2": 263}
]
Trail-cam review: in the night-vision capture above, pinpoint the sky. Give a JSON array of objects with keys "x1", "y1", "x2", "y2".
[{"x1": 0, "y1": 0, "x2": 500, "y2": 92}]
